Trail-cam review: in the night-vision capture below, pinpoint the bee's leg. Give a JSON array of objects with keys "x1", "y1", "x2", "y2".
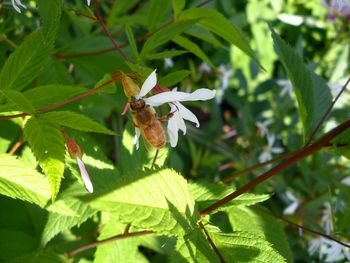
[
  {"x1": 121, "y1": 102, "x2": 130, "y2": 115},
  {"x1": 157, "y1": 111, "x2": 175, "y2": 122}
]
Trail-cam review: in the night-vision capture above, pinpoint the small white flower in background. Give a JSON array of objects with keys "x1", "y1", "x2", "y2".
[
  {"x1": 76, "y1": 156, "x2": 93, "y2": 193},
  {"x1": 258, "y1": 134, "x2": 284, "y2": 163},
  {"x1": 216, "y1": 64, "x2": 233, "y2": 103},
  {"x1": 321, "y1": 202, "x2": 333, "y2": 235},
  {"x1": 132, "y1": 70, "x2": 216, "y2": 148},
  {"x1": 256, "y1": 119, "x2": 273, "y2": 138},
  {"x1": 11, "y1": 0, "x2": 26, "y2": 13},
  {"x1": 87, "y1": 0, "x2": 92, "y2": 6},
  {"x1": 277, "y1": 79, "x2": 293, "y2": 97},
  {"x1": 322, "y1": 0, "x2": 350, "y2": 21},
  {"x1": 164, "y1": 58, "x2": 174, "y2": 69},
  {"x1": 198, "y1": 62, "x2": 212, "y2": 74},
  {"x1": 309, "y1": 237, "x2": 350, "y2": 262},
  {"x1": 341, "y1": 176, "x2": 350, "y2": 186},
  {"x1": 283, "y1": 191, "x2": 299, "y2": 215}
]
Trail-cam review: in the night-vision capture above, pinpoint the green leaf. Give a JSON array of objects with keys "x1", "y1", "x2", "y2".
[
  {"x1": 147, "y1": 0, "x2": 171, "y2": 31},
  {"x1": 228, "y1": 206, "x2": 293, "y2": 263},
  {"x1": 172, "y1": 0, "x2": 186, "y2": 17},
  {"x1": 95, "y1": 74, "x2": 117, "y2": 94},
  {"x1": 0, "y1": 154, "x2": 51, "y2": 207},
  {"x1": 9, "y1": 250, "x2": 68, "y2": 263},
  {"x1": 41, "y1": 111, "x2": 115, "y2": 135},
  {"x1": 23, "y1": 117, "x2": 65, "y2": 200},
  {"x1": 159, "y1": 70, "x2": 191, "y2": 87},
  {"x1": 146, "y1": 50, "x2": 188, "y2": 60},
  {"x1": 83, "y1": 168, "x2": 197, "y2": 235},
  {"x1": 41, "y1": 184, "x2": 97, "y2": 245},
  {"x1": 0, "y1": 30, "x2": 52, "y2": 91},
  {"x1": 0, "y1": 90, "x2": 35, "y2": 114},
  {"x1": 125, "y1": 25, "x2": 139, "y2": 60},
  {"x1": 141, "y1": 19, "x2": 197, "y2": 58},
  {"x1": 190, "y1": 182, "x2": 270, "y2": 211},
  {"x1": 170, "y1": 227, "x2": 220, "y2": 263},
  {"x1": 210, "y1": 230, "x2": 287, "y2": 263},
  {"x1": 179, "y1": 8, "x2": 261, "y2": 67},
  {"x1": 37, "y1": 0, "x2": 63, "y2": 45},
  {"x1": 271, "y1": 28, "x2": 332, "y2": 140},
  {"x1": 172, "y1": 35, "x2": 214, "y2": 67}
]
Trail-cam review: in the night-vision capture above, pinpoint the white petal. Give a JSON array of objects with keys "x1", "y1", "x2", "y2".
[
  {"x1": 171, "y1": 103, "x2": 186, "y2": 134},
  {"x1": 283, "y1": 202, "x2": 299, "y2": 215},
  {"x1": 138, "y1": 69, "x2": 157, "y2": 98},
  {"x1": 133, "y1": 127, "x2": 141, "y2": 150},
  {"x1": 177, "y1": 102, "x2": 199, "y2": 127},
  {"x1": 271, "y1": 147, "x2": 284, "y2": 154},
  {"x1": 77, "y1": 157, "x2": 93, "y2": 193},
  {"x1": 145, "y1": 89, "x2": 216, "y2": 107},
  {"x1": 167, "y1": 117, "x2": 179, "y2": 147},
  {"x1": 87, "y1": 0, "x2": 91, "y2": 5},
  {"x1": 341, "y1": 176, "x2": 350, "y2": 186},
  {"x1": 11, "y1": 0, "x2": 21, "y2": 12}
]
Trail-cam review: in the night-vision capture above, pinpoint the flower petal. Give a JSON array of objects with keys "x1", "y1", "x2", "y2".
[
  {"x1": 138, "y1": 69, "x2": 157, "y2": 98},
  {"x1": 134, "y1": 127, "x2": 141, "y2": 150},
  {"x1": 87, "y1": 0, "x2": 91, "y2": 5},
  {"x1": 77, "y1": 157, "x2": 93, "y2": 193},
  {"x1": 171, "y1": 103, "x2": 187, "y2": 134},
  {"x1": 167, "y1": 117, "x2": 179, "y2": 147},
  {"x1": 145, "y1": 88, "x2": 216, "y2": 107},
  {"x1": 177, "y1": 102, "x2": 199, "y2": 127}
]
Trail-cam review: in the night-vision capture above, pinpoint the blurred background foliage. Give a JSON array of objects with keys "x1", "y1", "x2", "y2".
[{"x1": 0, "y1": 0, "x2": 350, "y2": 262}]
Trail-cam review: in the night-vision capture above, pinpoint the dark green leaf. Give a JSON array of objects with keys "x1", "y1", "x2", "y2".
[{"x1": 159, "y1": 70, "x2": 191, "y2": 87}]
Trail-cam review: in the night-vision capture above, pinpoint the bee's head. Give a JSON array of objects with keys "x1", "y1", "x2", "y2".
[{"x1": 130, "y1": 96, "x2": 145, "y2": 110}]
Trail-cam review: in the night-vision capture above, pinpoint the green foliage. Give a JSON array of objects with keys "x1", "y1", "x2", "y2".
[
  {"x1": 271, "y1": 28, "x2": 332, "y2": 140},
  {"x1": 24, "y1": 117, "x2": 65, "y2": 200},
  {"x1": 0, "y1": 154, "x2": 51, "y2": 207},
  {"x1": 0, "y1": 89, "x2": 35, "y2": 114},
  {"x1": 41, "y1": 111, "x2": 115, "y2": 135},
  {"x1": 84, "y1": 168, "x2": 198, "y2": 235}
]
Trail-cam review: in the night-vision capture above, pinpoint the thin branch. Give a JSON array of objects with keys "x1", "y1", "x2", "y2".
[
  {"x1": 0, "y1": 34, "x2": 18, "y2": 49},
  {"x1": 7, "y1": 139, "x2": 24, "y2": 155},
  {"x1": 67, "y1": 230, "x2": 154, "y2": 258},
  {"x1": 0, "y1": 77, "x2": 121, "y2": 120},
  {"x1": 200, "y1": 117, "x2": 350, "y2": 216},
  {"x1": 196, "y1": 0, "x2": 214, "y2": 8},
  {"x1": 221, "y1": 151, "x2": 295, "y2": 183},
  {"x1": 253, "y1": 206, "x2": 350, "y2": 249},
  {"x1": 94, "y1": 0, "x2": 130, "y2": 62},
  {"x1": 198, "y1": 221, "x2": 226, "y2": 263},
  {"x1": 305, "y1": 76, "x2": 350, "y2": 146}
]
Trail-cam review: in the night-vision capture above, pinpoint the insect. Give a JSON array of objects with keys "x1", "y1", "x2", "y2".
[
  {"x1": 129, "y1": 96, "x2": 166, "y2": 149},
  {"x1": 121, "y1": 73, "x2": 166, "y2": 149}
]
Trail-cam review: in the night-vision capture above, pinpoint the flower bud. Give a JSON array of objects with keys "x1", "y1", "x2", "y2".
[
  {"x1": 121, "y1": 73, "x2": 140, "y2": 98},
  {"x1": 66, "y1": 137, "x2": 83, "y2": 159}
]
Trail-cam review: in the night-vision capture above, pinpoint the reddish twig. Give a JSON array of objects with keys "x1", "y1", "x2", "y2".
[
  {"x1": 67, "y1": 230, "x2": 154, "y2": 257},
  {"x1": 7, "y1": 139, "x2": 24, "y2": 154},
  {"x1": 305, "y1": 76, "x2": 350, "y2": 146},
  {"x1": 253, "y1": 206, "x2": 350, "y2": 249},
  {"x1": 94, "y1": 1, "x2": 130, "y2": 62},
  {"x1": 200, "y1": 117, "x2": 350, "y2": 216},
  {"x1": 198, "y1": 221, "x2": 226, "y2": 263},
  {"x1": 0, "y1": 77, "x2": 121, "y2": 120}
]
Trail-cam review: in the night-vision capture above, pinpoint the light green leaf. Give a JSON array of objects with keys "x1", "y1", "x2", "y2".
[
  {"x1": 179, "y1": 8, "x2": 260, "y2": 67},
  {"x1": 0, "y1": 90, "x2": 35, "y2": 114},
  {"x1": 23, "y1": 117, "x2": 65, "y2": 200},
  {"x1": 172, "y1": 35, "x2": 214, "y2": 67},
  {"x1": 271, "y1": 28, "x2": 332, "y2": 140},
  {"x1": 0, "y1": 154, "x2": 51, "y2": 207},
  {"x1": 0, "y1": 30, "x2": 51, "y2": 91},
  {"x1": 228, "y1": 206, "x2": 293, "y2": 262},
  {"x1": 141, "y1": 19, "x2": 197, "y2": 58},
  {"x1": 41, "y1": 184, "x2": 97, "y2": 245},
  {"x1": 172, "y1": 0, "x2": 186, "y2": 17},
  {"x1": 147, "y1": 0, "x2": 171, "y2": 31},
  {"x1": 125, "y1": 25, "x2": 139, "y2": 60},
  {"x1": 210, "y1": 230, "x2": 287, "y2": 263},
  {"x1": 170, "y1": 227, "x2": 220, "y2": 263},
  {"x1": 83, "y1": 168, "x2": 197, "y2": 235},
  {"x1": 41, "y1": 111, "x2": 115, "y2": 135},
  {"x1": 159, "y1": 70, "x2": 191, "y2": 87},
  {"x1": 190, "y1": 182, "x2": 270, "y2": 211}
]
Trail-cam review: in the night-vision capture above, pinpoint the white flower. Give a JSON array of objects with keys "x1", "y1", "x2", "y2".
[
  {"x1": 321, "y1": 202, "x2": 333, "y2": 235},
  {"x1": 216, "y1": 64, "x2": 233, "y2": 103},
  {"x1": 76, "y1": 156, "x2": 93, "y2": 193},
  {"x1": 11, "y1": 0, "x2": 26, "y2": 13},
  {"x1": 283, "y1": 191, "x2": 299, "y2": 215},
  {"x1": 87, "y1": 0, "x2": 92, "y2": 5},
  {"x1": 256, "y1": 119, "x2": 273, "y2": 138},
  {"x1": 164, "y1": 58, "x2": 174, "y2": 69},
  {"x1": 132, "y1": 69, "x2": 216, "y2": 148},
  {"x1": 277, "y1": 79, "x2": 293, "y2": 97},
  {"x1": 341, "y1": 176, "x2": 350, "y2": 186},
  {"x1": 198, "y1": 62, "x2": 212, "y2": 74},
  {"x1": 258, "y1": 134, "x2": 284, "y2": 163},
  {"x1": 309, "y1": 237, "x2": 350, "y2": 262}
]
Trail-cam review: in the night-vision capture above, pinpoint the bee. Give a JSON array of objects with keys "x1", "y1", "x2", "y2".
[{"x1": 121, "y1": 73, "x2": 166, "y2": 149}]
